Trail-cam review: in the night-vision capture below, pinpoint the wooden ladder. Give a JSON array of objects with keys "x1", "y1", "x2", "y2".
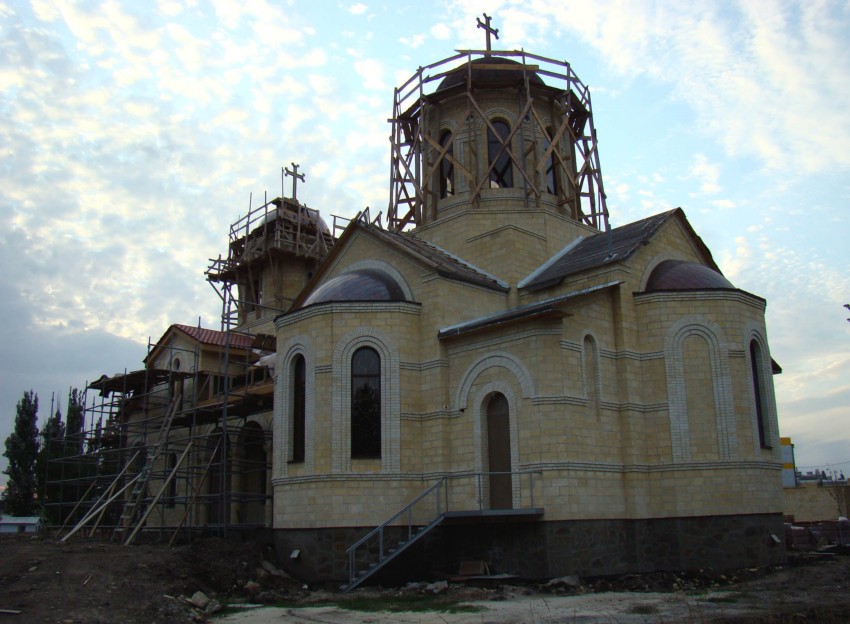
[{"x1": 112, "y1": 398, "x2": 180, "y2": 540}]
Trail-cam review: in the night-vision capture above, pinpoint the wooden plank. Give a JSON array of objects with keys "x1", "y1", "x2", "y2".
[
  {"x1": 168, "y1": 439, "x2": 220, "y2": 547},
  {"x1": 465, "y1": 63, "x2": 540, "y2": 72},
  {"x1": 124, "y1": 442, "x2": 194, "y2": 546}
]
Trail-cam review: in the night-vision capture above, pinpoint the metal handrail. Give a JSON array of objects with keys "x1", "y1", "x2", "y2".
[
  {"x1": 346, "y1": 478, "x2": 445, "y2": 583},
  {"x1": 346, "y1": 477, "x2": 445, "y2": 554},
  {"x1": 345, "y1": 470, "x2": 544, "y2": 586}
]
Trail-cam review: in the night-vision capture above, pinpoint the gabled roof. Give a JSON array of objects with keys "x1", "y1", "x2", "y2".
[
  {"x1": 291, "y1": 219, "x2": 508, "y2": 310},
  {"x1": 170, "y1": 324, "x2": 256, "y2": 349},
  {"x1": 0, "y1": 516, "x2": 40, "y2": 525},
  {"x1": 144, "y1": 324, "x2": 258, "y2": 364},
  {"x1": 521, "y1": 209, "x2": 718, "y2": 291},
  {"x1": 439, "y1": 281, "x2": 621, "y2": 339},
  {"x1": 381, "y1": 228, "x2": 508, "y2": 291}
]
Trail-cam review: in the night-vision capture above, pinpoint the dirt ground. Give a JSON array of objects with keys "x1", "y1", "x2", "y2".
[{"x1": 1, "y1": 535, "x2": 849, "y2": 624}]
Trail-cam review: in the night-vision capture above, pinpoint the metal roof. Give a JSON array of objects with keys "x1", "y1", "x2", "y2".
[
  {"x1": 439, "y1": 281, "x2": 621, "y2": 339},
  {"x1": 379, "y1": 227, "x2": 509, "y2": 291},
  {"x1": 645, "y1": 260, "x2": 734, "y2": 291},
  {"x1": 303, "y1": 269, "x2": 408, "y2": 305},
  {"x1": 521, "y1": 210, "x2": 680, "y2": 291}
]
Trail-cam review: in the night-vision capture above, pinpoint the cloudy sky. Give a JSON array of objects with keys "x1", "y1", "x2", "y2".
[{"x1": 1, "y1": 0, "x2": 848, "y2": 483}]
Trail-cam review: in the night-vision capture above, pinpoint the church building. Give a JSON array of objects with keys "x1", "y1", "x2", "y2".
[
  {"x1": 71, "y1": 17, "x2": 785, "y2": 589},
  {"x1": 267, "y1": 22, "x2": 786, "y2": 586}
]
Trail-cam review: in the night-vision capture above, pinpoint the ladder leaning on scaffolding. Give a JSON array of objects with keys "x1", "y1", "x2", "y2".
[{"x1": 61, "y1": 398, "x2": 186, "y2": 544}]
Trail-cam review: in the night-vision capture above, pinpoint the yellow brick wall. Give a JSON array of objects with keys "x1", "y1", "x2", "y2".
[
  {"x1": 784, "y1": 482, "x2": 850, "y2": 522},
  {"x1": 269, "y1": 210, "x2": 784, "y2": 529}
]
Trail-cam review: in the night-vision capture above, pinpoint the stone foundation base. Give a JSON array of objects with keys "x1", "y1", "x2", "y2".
[{"x1": 274, "y1": 513, "x2": 787, "y2": 584}]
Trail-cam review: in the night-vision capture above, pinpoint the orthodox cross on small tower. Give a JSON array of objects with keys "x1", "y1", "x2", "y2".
[
  {"x1": 477, "y1": 13, "x2": 499, "y2": 54},
  {"x1": 284, "y1": 162, "x2": 305, "y2": 200}
]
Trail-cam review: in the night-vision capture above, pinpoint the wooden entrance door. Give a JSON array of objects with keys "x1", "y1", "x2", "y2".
[{"x1": 487, "y1": 393, "x2": 512, "y2": 509}]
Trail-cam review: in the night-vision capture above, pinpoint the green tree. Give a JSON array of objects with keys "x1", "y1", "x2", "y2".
[
  {"x1": 87, "y1": 415, "x2": 102, "y2": 456},
  {"x1": 36, "y1": 404, "x2": 66, "y2": 524},
  {"x1": 3, "y1": 391, "x2": 41, "y2": 516},
  {"x1": 65, "y1": 388, "x2": 85, "y2": 455}
]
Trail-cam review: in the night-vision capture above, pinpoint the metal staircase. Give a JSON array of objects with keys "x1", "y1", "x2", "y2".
[
  {"x1": 342, "y1": 470, "x2": 545, "y2": 592},
  {"x1": 343, "y1": 478, "x2": 447, "y2": 592}
]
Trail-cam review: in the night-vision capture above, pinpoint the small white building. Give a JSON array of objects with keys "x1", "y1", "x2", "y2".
[{"x1": 0, "y1": 515, "x2": 41, "y2": 535}]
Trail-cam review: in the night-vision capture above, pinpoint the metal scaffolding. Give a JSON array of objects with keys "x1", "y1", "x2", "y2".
[{"x1": 48, "y1": 191, "x2": 336, "y2": 543}]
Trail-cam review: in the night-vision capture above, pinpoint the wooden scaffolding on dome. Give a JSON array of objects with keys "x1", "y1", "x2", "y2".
[{"x1": 387, "y1": 47, "x2": 609, "y2": 233}]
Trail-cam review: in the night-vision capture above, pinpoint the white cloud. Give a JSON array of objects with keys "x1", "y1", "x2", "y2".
[
  {"x1": 354, "y1": 58, "x2": 385, "y2": 90},
  {"x1": 308, "y1": 73, "x2": 334, "y2": 96},
  {"x1": 688, "y1": 153, "x2": 721, "y2": 195},
  {"x1": 430, "y1": 23, "x2": 451, "y2": 40},
  {"x1": 30, "y1": 0, "x2": 61, "y2": 21},
  {"x1": 710, "y1": 199, "x2": 735, "y2": 210},
  {"x1": 156, "y1": 0, "x2": 185, "y2": 17},
  {"x1": 348, "y1": 3, "x2": 368, "y2": 15},
  {"x1": 285, "y1": 102, "x2": 317, "y2": 127},
  {"x1": 399, "y1": 33, "x2": 426, "y2": 48}
]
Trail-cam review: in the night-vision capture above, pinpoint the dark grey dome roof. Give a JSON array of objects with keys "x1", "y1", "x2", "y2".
[
  {"x1": 302, "y1": 269, "x2": 407, "y2": 306},
  {"x1": 645, "y1": 260, "x2": 734, "y2": 291},
  {"x1": 437, "y1": 56, "x2": 545, "y2": 92}
]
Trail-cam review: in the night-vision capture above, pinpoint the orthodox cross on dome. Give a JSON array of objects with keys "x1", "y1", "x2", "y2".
[
  {"x1": 284, "y1": 162, "x2": 305, "y2": 200},
  {"x1": 477, "y1": 13, "x2": 499, "y2": 54}
]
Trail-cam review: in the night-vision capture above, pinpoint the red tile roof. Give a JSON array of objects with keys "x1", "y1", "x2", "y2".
[{"x1": 171, "y1": 324, "x2": 255, "y2": 349}]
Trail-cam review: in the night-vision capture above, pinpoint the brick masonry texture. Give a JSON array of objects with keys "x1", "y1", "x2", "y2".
[{"x1": 273, "y1": 513, "x2": 787, "y2": 583}]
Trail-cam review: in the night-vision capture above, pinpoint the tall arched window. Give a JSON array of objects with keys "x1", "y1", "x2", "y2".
[
  {"x1": 750, "y1": 340, "x2": 769, "y2": 448},
  {"x1": 439, "y1": 130, "x2": 454, "y2": 199},
  {"x1": 291, "y1": 354, "x2": 306, "y2": 462},
  {"x1": 545, "y1": 127, "x2": 558, "y2": 195},
  {"x1": 351, "y1": 347, "x2": 381, "y2": 458},
  {"x1": 583, "y1": 334, "x2": 599, "y2": 418},
  {"x1": 488, "y1": 120, "x2": 513, "y2": 188},
  {"x1": 485, "y1": 392, "x2": 512, "y2": 510}
]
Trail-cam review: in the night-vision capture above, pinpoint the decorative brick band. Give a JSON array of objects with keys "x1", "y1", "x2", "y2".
[{"x1": 454, "y1": 351, "x2": 536, "y2": 411}]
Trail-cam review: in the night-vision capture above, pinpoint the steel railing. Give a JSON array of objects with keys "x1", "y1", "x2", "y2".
[{"x1": 344, "y1": 470, "x2": 543, "y2": 589}]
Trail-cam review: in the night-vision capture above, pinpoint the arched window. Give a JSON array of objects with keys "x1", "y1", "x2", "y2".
[
  {"x1": 583, "y1": 335, "x2": 599, "y2": 418},
  {"x1": 291, "y1": 355, "x2": 306, "y2": 462},
  {"x1": 485, "y1": 392, "x2": 512, "y2": 510},
  {"x1": 545, "y1": 127, "x2": 558, "y2": 195},
  {"x1": 351, "y1": 347, "x2": 381, "y2": 458},
  {"x1": 750, "y1": 340, "x2": 769, "y2": 448},
  {"x1": 439, "y1": 130, "x2": 454, "y2": 199},
  {"x1": 488, "y1": 119, "x2": 513, "y2": 188}
]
